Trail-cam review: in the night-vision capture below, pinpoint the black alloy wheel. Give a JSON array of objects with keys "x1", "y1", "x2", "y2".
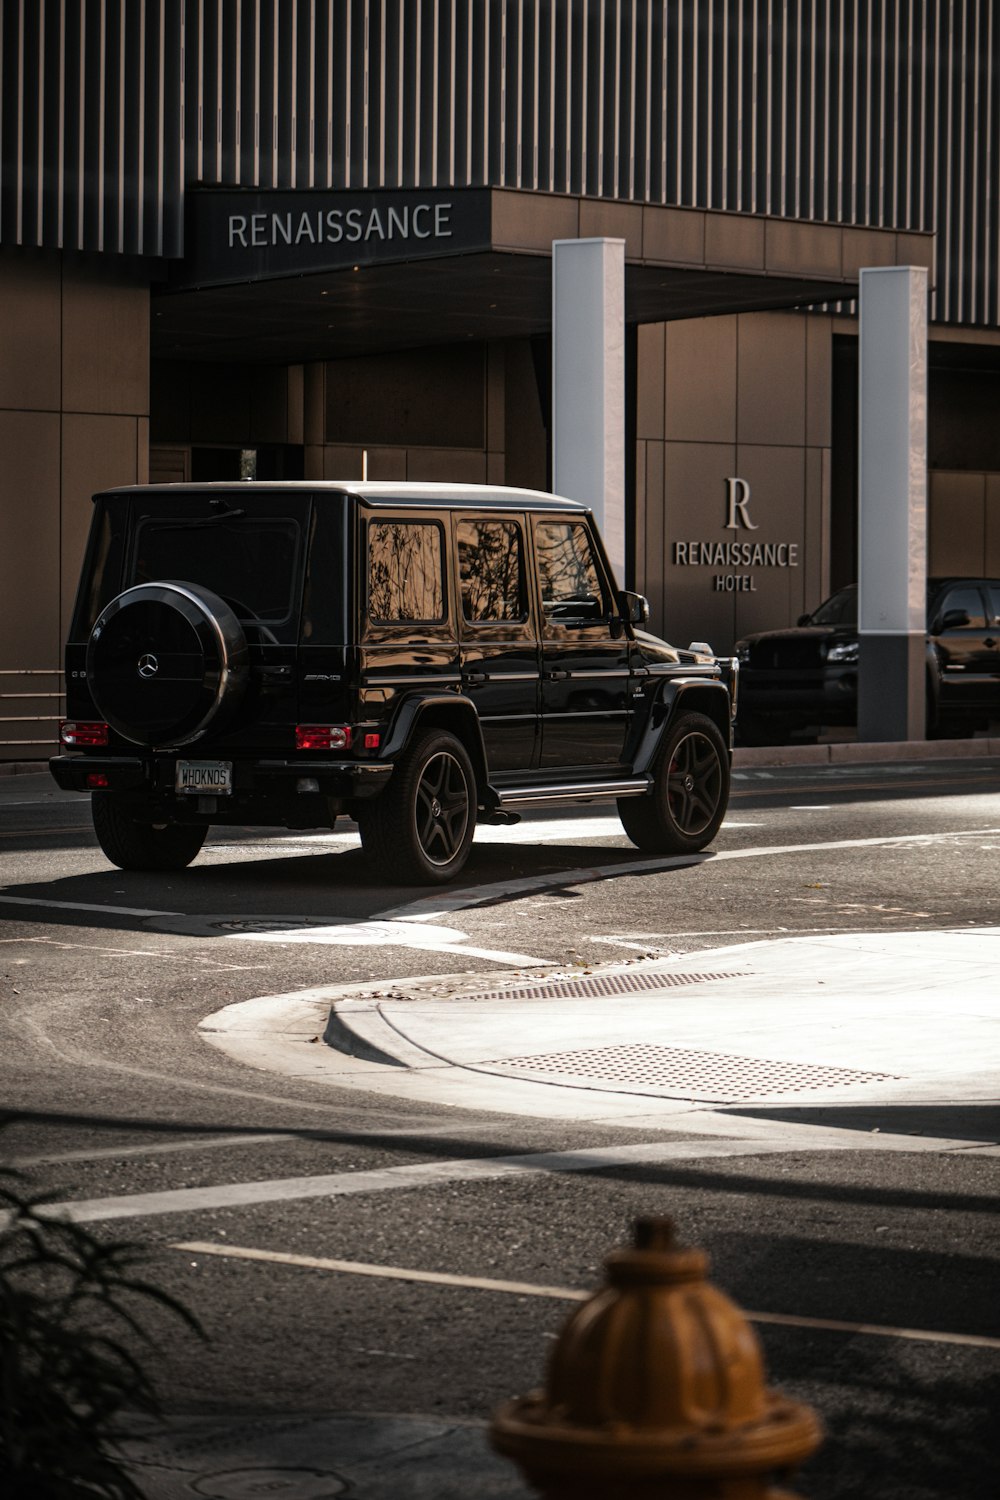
[
  {"x1": 618, "y1": 710, "x2": 729, "y2": 854},
  {"x1": 414, "y1": 748, "x2": 473, "y2": 868},
  {"x1": 358, "y1": 729, "x2": 477, "y2": 884}
]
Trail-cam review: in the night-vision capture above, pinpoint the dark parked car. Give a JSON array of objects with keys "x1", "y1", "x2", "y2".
[
  {"x1": 735, "y1": 578, "x2": 1000, "y2": 744},
  {"x1": 52, "y1": 482, "x2": 737, "y2": 883}
]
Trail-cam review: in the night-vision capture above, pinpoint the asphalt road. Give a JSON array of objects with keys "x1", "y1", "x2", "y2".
[{"x1": 1, "y1": 759, "x2": 999, "y2": 1500}]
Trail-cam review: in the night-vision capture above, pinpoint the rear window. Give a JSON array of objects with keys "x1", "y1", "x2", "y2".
[{"x1": 134, "y1": 516, "x2": 300, "y2": 627}]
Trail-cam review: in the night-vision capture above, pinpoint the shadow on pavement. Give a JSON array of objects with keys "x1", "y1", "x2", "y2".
[{"x1": 723, "y1": 1102, "x2": 1000, "y2": 1144}]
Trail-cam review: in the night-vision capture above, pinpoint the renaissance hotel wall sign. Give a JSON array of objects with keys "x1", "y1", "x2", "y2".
[
  {"x1": 673, "y1": 480, "x2": 800, "y2": 593},
  {"x1": 177, "y1": 187, "x2": 492, "y2": 289}
]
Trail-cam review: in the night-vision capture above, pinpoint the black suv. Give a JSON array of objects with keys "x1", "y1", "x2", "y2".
[
  {"x1": 51, "y1": 483, "x2": 736, "y2": 883},
  {"x1": 735, "y1": 578, "x2": 1000, "y2": 743}
]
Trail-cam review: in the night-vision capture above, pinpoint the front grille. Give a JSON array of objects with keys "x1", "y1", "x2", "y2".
[{"x1": 749, "y1": 639, "x2": 824, "y2": 670}]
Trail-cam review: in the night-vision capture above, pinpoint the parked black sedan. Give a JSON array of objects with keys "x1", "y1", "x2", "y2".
[{"x1": 735, "y1": 578, "x2": 1000, "y2": 743}]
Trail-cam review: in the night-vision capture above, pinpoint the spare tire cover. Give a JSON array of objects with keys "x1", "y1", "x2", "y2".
[{"x1": 87, "y1": 581, "x2": 249, "y2": 748}]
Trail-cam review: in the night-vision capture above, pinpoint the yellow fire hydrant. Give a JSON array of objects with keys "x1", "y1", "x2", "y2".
[{"x1": 491, "y1": 1216, "x2": 822, "y2": 1498}]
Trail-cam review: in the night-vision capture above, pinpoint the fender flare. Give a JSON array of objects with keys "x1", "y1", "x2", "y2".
[
  {"x1": 379, "y1": 693, "x2": 490, "y2": 796},
  {"x1": 630, "y1": 678, "x2": 733, "y2": 778}
]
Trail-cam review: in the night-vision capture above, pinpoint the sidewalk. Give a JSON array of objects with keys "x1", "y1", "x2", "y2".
[
  {"x1": 121, "y1": 1410, "x2": 529, "y2": 1499},
  {"x1": 203, "y1": 926, "x2": 1000, "y2": 1138}
]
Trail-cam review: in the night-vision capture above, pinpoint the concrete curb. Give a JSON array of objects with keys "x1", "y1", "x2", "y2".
[
  {"x1": 0, "y1": 760, "x2": 50, "y2": 777},
  {"x1": 732, "y1": 737, "x2": 1000, "y2": 767}
]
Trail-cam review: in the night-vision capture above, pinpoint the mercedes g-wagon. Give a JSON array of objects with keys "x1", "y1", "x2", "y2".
[{"x1": 51, "y1": 483, "x2": 737, "y2": 884}]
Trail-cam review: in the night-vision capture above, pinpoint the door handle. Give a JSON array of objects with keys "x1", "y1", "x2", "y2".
[
  {"x1": 545, "y1": 668, "x2": 570, "y2": 681},
  {"x1": 462, "y1": 671, "x2": 487, "y2": 684}
]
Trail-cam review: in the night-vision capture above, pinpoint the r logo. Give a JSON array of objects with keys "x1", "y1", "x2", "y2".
[{"x1": 725, "y1": 477, "x2": 758, "y2": 531}]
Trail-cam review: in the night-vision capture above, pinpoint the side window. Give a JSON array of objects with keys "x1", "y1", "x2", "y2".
[
  {"x1": 457, "y1": 519, "x2": 525, "y2": 623},
  {"x1": 535, "y1": 521, "x2": 609, "y2": 625},
  {"x1": 988, "y1": 586, "x2": 1000, "y2": 625},
  {"x1": 938, "y1": 587, "x2": 985, "y2": 631},
  {"x1": 368, "y1": 521, "x2": 445, "y2": 623}
]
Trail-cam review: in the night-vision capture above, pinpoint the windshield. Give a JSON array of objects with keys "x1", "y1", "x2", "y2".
[{"x1": 809, "y1": 586, "x2": 857, "y2": 627}]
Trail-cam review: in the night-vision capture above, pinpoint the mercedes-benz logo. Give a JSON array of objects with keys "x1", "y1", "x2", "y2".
[{"x1": 137, "y1": 653, "x2": 159, "y2": 679}]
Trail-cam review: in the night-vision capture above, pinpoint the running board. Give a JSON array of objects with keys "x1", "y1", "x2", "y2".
[{"x1": 496, "y1": 777, "x2": 652, "y2": 809}]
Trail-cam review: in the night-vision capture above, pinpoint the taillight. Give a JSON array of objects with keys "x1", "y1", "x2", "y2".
[
  {"x1": 295, "y1": 724, "x2": 352, "y2": 751},
  {"x1": 86, "y1": 773, "x2": 110, "y2": 788},
  {"x1": 61, "y1": 721, "x2": 109, "y2": 748}
]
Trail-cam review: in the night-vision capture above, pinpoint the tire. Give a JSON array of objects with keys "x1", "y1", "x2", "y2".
[
  {"x1": 87, "y1": 581, "x2": 248, "y2": 749},
  {"x1": 358, "y1": 729, "x2": 476, "y2": 884},
  {"x1": 618, "y1": 711, "x2": 730, "y2": 854},
  {"x1": 92, "y1": 791, "x2": 207, "y2": 871}
]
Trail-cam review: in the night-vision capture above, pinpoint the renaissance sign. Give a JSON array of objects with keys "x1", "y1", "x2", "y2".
[
  {"x1": 227, "y1": 199, "x2": 455, "y2": 250},
  {"x1": 178, "y1": 187, "x2": 492, "y2": 290},
  {"x1": 673, "y1": 479, "x2": 799, "y2": 592}
]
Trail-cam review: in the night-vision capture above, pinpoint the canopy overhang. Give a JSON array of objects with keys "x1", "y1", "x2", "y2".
[{"x1": 152, "y1": 187, "x2": 933, "y2": 364}]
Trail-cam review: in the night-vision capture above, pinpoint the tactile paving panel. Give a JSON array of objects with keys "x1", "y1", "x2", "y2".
[
  {"x1": 487, "y1": 1042, "x2": 901, "y2": 1100},
  {"x1": 472, "y1": 970, "x2": 747, "y2": 1003}
]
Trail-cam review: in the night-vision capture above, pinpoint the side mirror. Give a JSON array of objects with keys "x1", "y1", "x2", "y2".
[
  {"x1": 796, "y1": 613, "x2": 812, "y2": 626},
  {"x1": 940, "y1": 608, "x2": 971, "y2": 630},
  {"x1": 618, "y1": 590, "x2": 650, "y2": 627}
]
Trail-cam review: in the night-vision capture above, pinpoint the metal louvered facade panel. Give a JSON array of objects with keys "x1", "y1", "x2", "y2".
[
  {"x1": 1, "y1": 1, "x2": 998, "y2": 328},
  {"x1": 0, "y1": 0, "x2": 184, "y2": 258}
]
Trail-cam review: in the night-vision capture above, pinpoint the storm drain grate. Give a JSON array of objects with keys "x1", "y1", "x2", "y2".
[
  {"x1": 474, "y1": 970, "x2": 747, "y2": 1003},
  {"x1": 486, "y1": 1043, "x2": 901, "y2": 1100}
]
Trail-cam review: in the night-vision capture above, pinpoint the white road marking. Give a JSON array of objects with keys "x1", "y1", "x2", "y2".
[
  {"x1": 25, "y1": 1138, "x2": 832, "y2": 1225},
  {"x1": 0, "y1": 895, "x2": 177, "y2": 918},
  {"x1": 0, "y1": 825, "x2": 93, "y2": 838},
  {"x1": 743, "y1": 1308, "x2": 1000, "y2": 1351},
  {"x1": 228, "y1": 814, "x2": 762, "y2": 848},
  {"x1": 10, "y1": 1134, "x2": 292, "y2": 1167},
  {"x1": 174, "y1": 1241, "x2": 584, "y2": 1301},
  {"x1": 230, "y1": 916, "x2": 546, "y2": 967},
  {"x1": 171, "y1": 1239, "x2": 1000, "y2": 1352},
  {"x1": 0, "y1": 798, "x2": 78, "y2": 808},
  {"x1": 5, "y1": 936, "x2": 176, "y2": 958},
  {"x1": 380, "y1": 827, "x2": 1000, "y2": 920},
  {"x1": 8, "y1": 1121, "x2": 496, "y2": 1168}
]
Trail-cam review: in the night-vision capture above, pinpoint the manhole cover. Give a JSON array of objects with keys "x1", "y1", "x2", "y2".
[
  {"x1": 487, "y1": 1042, "x2": 901, "y2": 1101},
  {"x1": 474, "y1": 970, "x2": 747, "y2": 1002},
  {"x1": 209, "y1": 918, "x2": 322, "y2": 933},
  {"x1": 192, "y1": 1469, "x2": 346, "y2": 1499}
]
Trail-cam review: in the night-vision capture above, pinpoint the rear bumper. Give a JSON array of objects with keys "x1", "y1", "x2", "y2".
[{"x1": 49, "y1": 753, "x2": 393, "y2": 799}]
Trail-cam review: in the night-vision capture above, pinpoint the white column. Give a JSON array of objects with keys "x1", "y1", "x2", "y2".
[
  {"x1": 552, "y1": 237, "x2": 626, "y2": 583},
  {"x1": 858, "y1": 265, "x2": 928, "y2": 741}
]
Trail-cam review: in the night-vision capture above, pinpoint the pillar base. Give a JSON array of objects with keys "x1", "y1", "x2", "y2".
[{"x1": 857, "y1": 632, "x2": 926, "y2": 742}]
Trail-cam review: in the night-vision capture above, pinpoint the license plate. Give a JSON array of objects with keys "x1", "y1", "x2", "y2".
[{"x1": 175, "y1": 760, "x2": 233, "y2": 795}]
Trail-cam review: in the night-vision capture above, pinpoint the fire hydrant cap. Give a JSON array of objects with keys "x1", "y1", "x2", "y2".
[{"x1": 490, "y1": 1217, "x2": 823, "y2": 1485}]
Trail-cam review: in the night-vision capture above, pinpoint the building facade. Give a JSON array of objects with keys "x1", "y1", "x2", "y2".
[{"x1": 2, "y1": 0, "x2": 998, "y2": 756}]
